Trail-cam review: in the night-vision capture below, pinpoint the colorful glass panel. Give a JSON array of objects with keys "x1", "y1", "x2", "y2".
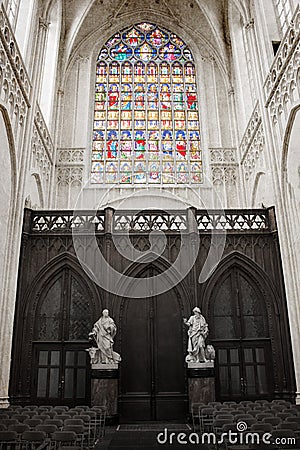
[{"x1": 92, "y1": 22, "x2": 203, "y2": 184}]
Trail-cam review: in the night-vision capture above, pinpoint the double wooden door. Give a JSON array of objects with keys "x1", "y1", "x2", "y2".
[
  {"x1": 215, "y1": 341, "x2": 273, "y2": 400},
  {"x1": 30, "y1": 269, "x2": 93, "y2": 406},
  {"x1": 119, "y1": 279, "x2": 187, "y2": 421},
  {"x1": 32, "y1": 344, "x2": 90, "y2": 406},
  {"x1": 210, "y1": 267, "x2": 274, "y2": 401}
]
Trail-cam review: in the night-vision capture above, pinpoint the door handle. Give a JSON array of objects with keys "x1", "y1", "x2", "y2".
[{"x1": 240, "y1": 377, "x2": 245, "y2": 394}]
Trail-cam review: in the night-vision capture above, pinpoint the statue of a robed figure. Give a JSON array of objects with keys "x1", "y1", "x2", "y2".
[
  {"x1": 184, "y1": 307, "x2": 215, "y2": 364},
  {"x1": 87, "y1": 309, "x2": 121, "y2": 366}
]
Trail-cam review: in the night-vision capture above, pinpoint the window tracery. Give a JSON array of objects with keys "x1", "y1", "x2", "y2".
[{"x1": 91, "y1": 22, "x2": 203, "y2": 185}]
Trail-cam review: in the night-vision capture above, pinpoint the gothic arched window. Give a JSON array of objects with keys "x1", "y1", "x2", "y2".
[{"x1": 91, "y1": 22, "x2": 203, "y2": 185}]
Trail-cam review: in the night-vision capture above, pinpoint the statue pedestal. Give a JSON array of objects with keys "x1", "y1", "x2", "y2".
[
  {"x1": 91, "y1": 365, "x2": 119, "y2": 424},
  {"x1": 186, "y1": 362, "x2": 215, "y2": 411}
]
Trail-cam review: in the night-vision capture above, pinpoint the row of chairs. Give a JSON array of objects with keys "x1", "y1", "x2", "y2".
[
  {"x1": 0, "y1": 405, "x2": 106, "y2": 449},
  {"x1": 191, "y1": 400, "x2": 300, "y2": 449}
]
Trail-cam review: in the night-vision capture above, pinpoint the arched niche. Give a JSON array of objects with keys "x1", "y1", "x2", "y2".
[
  {"x1": 10, "y1": 253, "x2": 102, "y2": 405},
  {"x1": 201, "y1": 252, "x2": 295, "y2": 402}
]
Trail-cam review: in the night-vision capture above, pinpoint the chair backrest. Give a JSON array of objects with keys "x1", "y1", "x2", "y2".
[
  {"x1": 36, "y1": 424, "x2": 58, "y2": 436},
  {"x1": 0, "y1": 430, "x2": 18, "y2": 442},
  {"x1": 55, "y1": 414, "x2": 71, "y2": 422},
  {"x1": 68, "y1": 411, "x2": 80, "y2": 417},
  {"x1": 200, "y1": 407, "x2": 214, "y2": 415},
  {"x1": 84, "y1": 411, "x2": 96, "y2": 419},
  {"x1": 41, "y1": 411, "x2": 56, "y2": 418},
  {"x1": 53, "y1": 406, "x2": 69, "y2": 411},
  {"x1": 278, "y1": 421, "x2": 299, "y2": 430},
  {"x1": 24, "y1": 418, "x2": 43, "y2": 428},
  {"x1": 77, "y1": 415, "x2": 91, "y2": 423},
  {"x1": 277, "y1": 413, "x2": 293, "y2": 420},
  {"x1": 250, "y1": 423, "x2": 273, "y2": 432},
  {"x1": 283, "y1": 408, "x2": 298, "y2": 415},
  {"x1": 23, "y1": 406, "x2": 38, "y2": 411},
  {"x1": 0, "y1": 419, "x2": 18, "y2": 427},
  {"x1": 51, "y1": 430, "x2": 77, "y2": 443},
  {"x1": 213, "y1": 418, "x2": 234, "y2": 428},
  {"x1": 8, "y1": 424, "x2": 30, "y2": 434},
  {"x1": 234, "y1": 414, "x2": 253, "y2": 420},
  {"x1": 271, "y1": 429, "x2": 296, "y2": 438},
  {"x1": 38, "y1": 406, "x2": 52, "y2": 411},
  {"x1": 0, "y1": 414, "x2": 9, "y2": 420},
  {"x1": 65, "y1": 419, "x2": 84, "y2": 426},
  {"x1": 21, "y1": 430, "x2": 47, "y2": 442},
  {"x1": 262, "y1": 417, "x2": 281, "y2": 426},
  {"x1": 44, "y1": 419, "x2": 64, "y2": 427},
  {"x1": 285, "y1": 416, "x2": 300, "y2": 422},
  {"x1": 256, "y1": 413, "x2": 274, "y2": 421},
  {"x1": 222, "y1": 423, "x2": 237, "y2": 433},
  {"x1": 214, "y1": 414, "x2": 234, "y2": 421},
  {"x1": 12, "y1": 414, "x2": 30, "y2": 422},
  {"x1": 63, "y1": 425, "x2": 85, "y2": 434}
]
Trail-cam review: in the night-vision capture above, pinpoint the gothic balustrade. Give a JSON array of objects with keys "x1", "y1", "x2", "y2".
[
  {"x1": 28, "y1": 208, "x2": 273, "y2": 234},
  {"x1": 34, "y1": 103, "x2": 54, "y2": 161},
  {"x1": 264, "y1": 4, "x2": 300, "y2": 106},
  {"x1": 264, "y1": 5, "x2": 300, "y2": 134},
  {"x1": 30, "y1": 104, "x2": 55, "y2": 202},
  {"x1": 240, "y1": 102, "x2": 265, "y2": 182},
  {"x1": 31, "y1": 211, "x2": 105, "y2": 233}
]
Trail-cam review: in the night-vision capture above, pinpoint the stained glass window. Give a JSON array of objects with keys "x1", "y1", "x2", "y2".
[{"x1": 91, "y1": 22, "x2": 203, "y2": 185}]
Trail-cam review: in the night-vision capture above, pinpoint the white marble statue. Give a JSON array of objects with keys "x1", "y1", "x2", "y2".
[
  {"x1": 88, "y1": 309, "x2": 121, "y2": 365},
  {"x1": 184, "y1": 307, "x2": 215, "y2": 364}
]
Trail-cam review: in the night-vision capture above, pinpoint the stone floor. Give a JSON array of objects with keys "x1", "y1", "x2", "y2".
[{"x1": 94, "y1": 424, "x2": 211, "y2": 449}]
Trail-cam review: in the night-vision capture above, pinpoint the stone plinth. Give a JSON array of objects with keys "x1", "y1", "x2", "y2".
[
  {"x1": 187, "y1": 363, "x2": 215, "y2": 409},
  {"x1": 91, "y1": 366, "x2": 119, "y2": 423}
]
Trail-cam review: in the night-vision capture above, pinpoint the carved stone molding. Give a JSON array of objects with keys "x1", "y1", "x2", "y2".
[
  {"x1": 56, "y1": 167, "x2": 83, "y2": 187},
  {"x1": 210, "y1": 148, "x2": 238, "y2": 187},
  {"x1": 31, "y1": 127, "x2": 52, "y2": 183},
  {"x1": 0, "y1": 4, "x2": 31, "y2": 106},
  {"x1": 56, "y1": 147, "x2": 85, "y2": 188},
  {"x1": 241, "y1": 126, "x2": 265, "y2": 182},
  {"x1": 57, "y1": 148, "x2": 84, "y2": 165},
  {"x1": 210, "y1": 148, "x2": 237, "y2": 164}
]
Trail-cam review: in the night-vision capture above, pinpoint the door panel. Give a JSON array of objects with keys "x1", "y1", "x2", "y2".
[
  {"x1": 155, "y1": 293, "x2": 186, "y2": 420},
  {"x1": 120, "y1": 279, "x2": 187, "y2": 421},
  {"x1": 211, "y1": 268, "x2": 274, "y2": 401},
  {"x1": 120, "y1": 297, "x2": 152, "y2": 420},
  {"x1": 33, "y1": 344, "x2": 90, "y2": 406}
]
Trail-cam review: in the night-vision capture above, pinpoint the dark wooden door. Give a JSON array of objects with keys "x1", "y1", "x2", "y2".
[
  {"x1": 215, "y1": 341, "x2": 272, "y2": 400},
  {"x1": 32, "y1": 344, "x2": 90, "y2": 406},
  {"x1": 30, "y1": 269, "x2": 93, "y2": 406},
  {"x1": 120, "y1": 273, "x2": 187, "y2": 421},
  {"x1": 210, "y1": 268, "x2": 274, "y2": 401}
]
